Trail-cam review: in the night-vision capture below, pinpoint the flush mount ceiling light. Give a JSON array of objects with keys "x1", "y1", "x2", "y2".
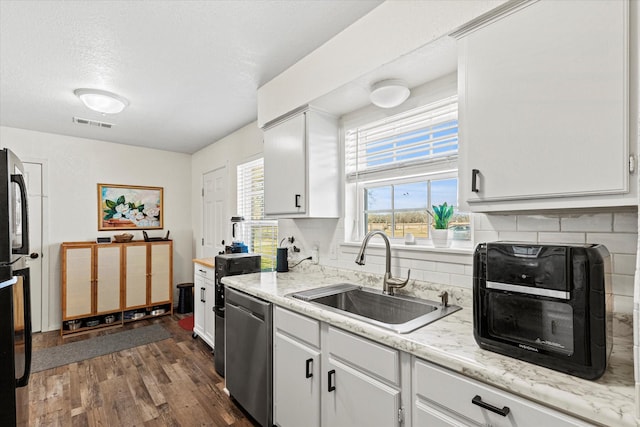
[
  {"x1": 369, "y1": 79, "x2": 410, "y2": 109},
  {"x1": 74, "y1": 88, "x2": 129, "y2": 114}
]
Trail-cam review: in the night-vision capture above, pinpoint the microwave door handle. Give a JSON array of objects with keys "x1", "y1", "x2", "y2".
[
  {"x1": 10, "y1": 174, "x2": 29, "y2": 255},
  {"x1": 16, "y1": 272, "x2": 31, "y2": 387}
]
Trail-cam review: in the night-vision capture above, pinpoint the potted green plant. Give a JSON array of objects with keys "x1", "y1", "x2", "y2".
[{"x1": 428, "y1": 202, "x2": 454, "y2": 248}]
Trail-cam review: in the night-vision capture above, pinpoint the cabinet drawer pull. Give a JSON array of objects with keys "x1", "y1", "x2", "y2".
[
  {"x1": 472, "y1": 395, "x2": 510, "y2": 417},
  {"x1": 328, "y1": 369, "x2": 336, "y2": 392},
  {"x1": 295, "y1": 194, "x2": 301, "y2": 208},
  {"x1": 471, "y1": 169, "x2": 480, "y2": 193},
  {"x1": 305, "y1": 358, "x2": 313, "y2": 378}
]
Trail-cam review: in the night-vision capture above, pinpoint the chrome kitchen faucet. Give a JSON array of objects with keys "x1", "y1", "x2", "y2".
[{"x1": 355, "y1": 230, "x2": 411, "y2": 296}]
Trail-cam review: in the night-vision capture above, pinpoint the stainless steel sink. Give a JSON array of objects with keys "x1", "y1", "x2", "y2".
[{"x1": 289, "y1": 283, "x2": 461, "y2": 334}]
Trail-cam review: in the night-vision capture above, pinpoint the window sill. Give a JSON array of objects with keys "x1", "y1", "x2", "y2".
[{"x1": 340, "y1": 240, "x2": 474, "y2": 256}]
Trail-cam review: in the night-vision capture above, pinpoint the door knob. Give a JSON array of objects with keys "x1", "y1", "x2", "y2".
[{"x1": 29, "y1": 252, "x2": 39, "y2": 259}]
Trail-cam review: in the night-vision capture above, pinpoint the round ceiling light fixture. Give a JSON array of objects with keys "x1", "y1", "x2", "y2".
[
  {"x1": 74, "y1": 88, "x2": 129, "y2": 114},
  {"x1": 369, "y1": 79, "x2": 410, "y2": 109}
]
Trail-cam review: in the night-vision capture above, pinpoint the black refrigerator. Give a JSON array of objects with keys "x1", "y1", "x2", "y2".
[{"x1": 0, "y1": 148, "x2": 31, "y2": 427}]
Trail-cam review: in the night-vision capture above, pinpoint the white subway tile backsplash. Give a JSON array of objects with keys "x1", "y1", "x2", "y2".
[
  {"x1": 613, "y1": 253, "x2": 637, "y2": 275},
  {"x1": 476, "y1": 214, "x2": 517, "y2": 232},
  {"x1": 436, "y1": 262, "x2": 466, "y2": 275},
  {"x1": 313, "y1": 208, "x2": 636, "y2": 314},
  {"x1": 615, "y1": 295, "x2": 634, "y2": 314},
  {"x1": 612, "y1": 274, "x2": 635, "y2": 297},
  {"x1": 475, "y1": 230, "x2": 500, "y2": 244},
  {"x1": 516, "y1": 215, "x2": 560, "y2": 232},
  {"x1": 587, "y1": 233, "x2": 638, "y2": 254},
  {"x1": 423, "y1": 270, "x2": 450, "y2": 285},
  {"x1": 538, "y1": 232, "x2": 585, "y2": 244},
  {"x1": 408, "y1": 269, "x2": 424, "y2": 282},
  {"x1": 614, "y1": 212, "x2": 638, "y2": 233},
  {"x1": 560, "y1": 213, "x2": 613, "y2": 232},
  {"x1": 497, "y1": 231, "x2": 538, "y2": 242},
  {"x1": 411, "y1": 259, "x2": 436, "y2": 272},
  {"x1": 450, "y1": 273, "x2": 472, "y2": 289}
]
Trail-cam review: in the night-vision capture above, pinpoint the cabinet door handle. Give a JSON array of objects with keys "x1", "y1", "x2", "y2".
[
  {"x1": 200, "y1": 287, "x2": 206, "y2": 303},
  {"x1": 471, "y1": 169, "x2": 480, "y2": 193},
  {"x1": 295, "y1": 194, "x2": 301, "y2": 208},
  {"x1": 305, "y1": 358, "x2": 313, "y2": 378},
  {"x1": 472, "y1": 395, "x2": 510, "y2": 417},
  {"x1": 328, "y1": 369, "x2": 336, "y2": 392}
]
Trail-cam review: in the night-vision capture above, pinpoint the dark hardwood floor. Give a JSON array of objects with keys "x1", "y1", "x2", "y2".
[{"x1": 29, "y1": 315, "x2": 258, "y2": 427}]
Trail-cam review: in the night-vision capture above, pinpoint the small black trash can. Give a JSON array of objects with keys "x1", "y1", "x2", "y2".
[{"x1": 177, "y1": 282, "x2": 194, "y2": 314}]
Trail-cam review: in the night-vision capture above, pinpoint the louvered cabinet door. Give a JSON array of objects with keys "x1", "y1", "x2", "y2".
[{"x1": 95, "y1": 245, "x2": 122, "y2": 313}]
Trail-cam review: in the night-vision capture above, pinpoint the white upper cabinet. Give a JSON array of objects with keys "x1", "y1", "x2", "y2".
[
  {"x1": 263, "y1": 108, "x2": 339, "y2": 218},
  {"x1": 455, "y1": 0, "x2": 633, "y2": 211}
]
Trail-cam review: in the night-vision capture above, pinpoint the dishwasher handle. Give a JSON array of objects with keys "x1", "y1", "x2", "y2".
[{"x1": 226, "y1": 297, "x2": 267, "y2": 321}]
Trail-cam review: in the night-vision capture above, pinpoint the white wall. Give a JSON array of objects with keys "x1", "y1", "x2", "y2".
[
  {"x1": 0, "y1": 126, "x2": 192, "y2": 331},
  {"x1": 191, "y1": 121, "x2": 264, "y2": 259}
]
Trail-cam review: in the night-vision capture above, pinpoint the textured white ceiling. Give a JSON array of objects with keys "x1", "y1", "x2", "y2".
[{"x1": 0, "y1": 0, "x2": 383, "y2": 153}]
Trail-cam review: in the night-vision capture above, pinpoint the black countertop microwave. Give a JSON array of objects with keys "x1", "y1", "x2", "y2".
[{"x1": 473, "y1": 242, "x2": 612, "y2": 380}]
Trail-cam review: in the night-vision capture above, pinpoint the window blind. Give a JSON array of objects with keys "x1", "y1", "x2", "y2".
[
  {"x1": 237, "y1": 158, "x2": 277, "y2": 269},
  {"x1": 346, "y1": 95, "x2": 458, "y2": 181}
]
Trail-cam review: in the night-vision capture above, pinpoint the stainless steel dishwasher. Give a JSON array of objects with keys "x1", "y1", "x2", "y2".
[{"x1": 225, "y1": 287, "x2": 272, "y2": 427}]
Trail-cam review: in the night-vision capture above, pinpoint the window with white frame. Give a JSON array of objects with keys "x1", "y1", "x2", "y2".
[
  {"x1": 237, "y1": 158, "x2": 278, "y2": 270},
  {"x1": 345, "y1": 95, "x2": 470, "y2": 244}
]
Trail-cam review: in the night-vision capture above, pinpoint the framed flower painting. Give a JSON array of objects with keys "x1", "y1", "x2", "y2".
[{"x1": 98, "y1": 183, "x2": 163, "y2": 230}]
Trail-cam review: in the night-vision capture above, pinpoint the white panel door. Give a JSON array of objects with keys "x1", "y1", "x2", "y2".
[
  {"x1": 203, "y1": 167, "x2": 226, "y2": 257},
  {"x1": 23, "y1": 162, "x2": 43, "y2": 332}
]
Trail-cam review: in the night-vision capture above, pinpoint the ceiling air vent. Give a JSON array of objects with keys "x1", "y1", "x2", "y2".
[{"x1": 72, "y1": 117, "x2": 114, "y2": 129}]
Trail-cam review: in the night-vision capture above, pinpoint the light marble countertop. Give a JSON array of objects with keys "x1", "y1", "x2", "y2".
[{"x1": 220, "y1": 265, "x2": 637, "y2": 427}]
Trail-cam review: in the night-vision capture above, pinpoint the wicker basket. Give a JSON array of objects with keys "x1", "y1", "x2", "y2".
[{"x1": 113, "y1": 233, "x2": 134, "y2": 243}]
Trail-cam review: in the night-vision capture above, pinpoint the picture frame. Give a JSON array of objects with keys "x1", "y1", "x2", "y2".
[{"x1": 97, "y1": 183, "x2": 163, "y2": 231}]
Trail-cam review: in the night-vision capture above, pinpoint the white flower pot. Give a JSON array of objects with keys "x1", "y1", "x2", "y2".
[{"x1": 431, "y1": 229, "x2": 450, "y2": 248}]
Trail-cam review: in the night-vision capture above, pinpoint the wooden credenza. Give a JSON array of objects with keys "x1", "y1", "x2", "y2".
[{"x1": 61, "y1": 240, "x2": 173, "y2": 335}]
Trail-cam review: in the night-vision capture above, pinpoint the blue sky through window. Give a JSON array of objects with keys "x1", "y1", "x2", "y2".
[{"x1": 365, "y1": 120, "x2": 458, "y2": 168}]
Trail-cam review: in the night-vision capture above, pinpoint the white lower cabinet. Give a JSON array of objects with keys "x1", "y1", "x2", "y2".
[
  {"x1": 273, "y1": 307, "x2": 402, "y2": 427},
  {"x1": 274, "y1": 333, "x2": 321, "y2": 427},
  {"x1": 274, "y1": 307, "x2": 594, "y2": 427},
  {"x1": 324, "y1": 358, "x2": 400, "y2": 427},
  {"x1": 412, "y1": 358, "x2": 592, "y2": 427},
  {"x1": 274, "y1": 307, "x2": 321, "y2": 427},
  {"x1": 193, "y1": 264, "x2": 215, "y2": 348}
]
